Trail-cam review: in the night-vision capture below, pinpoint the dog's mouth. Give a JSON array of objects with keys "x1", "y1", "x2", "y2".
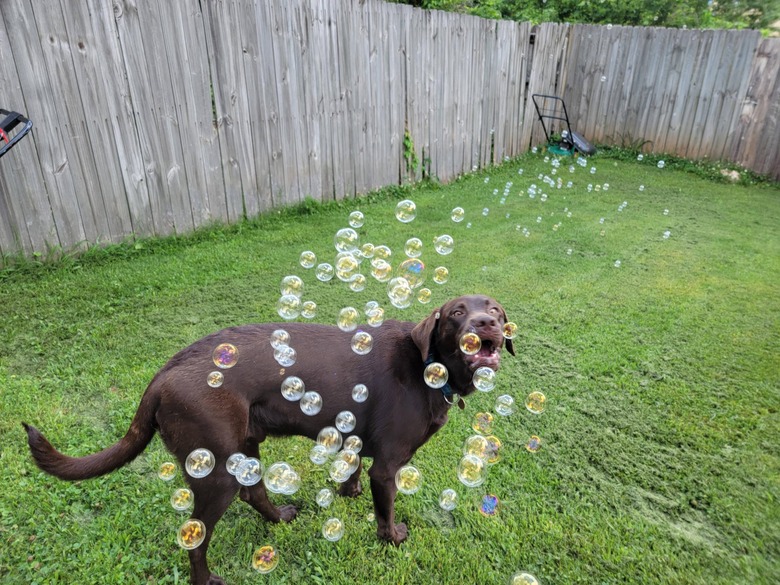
[{"x1": 463, "y1": 337, "x2": 502, "y2": 371}]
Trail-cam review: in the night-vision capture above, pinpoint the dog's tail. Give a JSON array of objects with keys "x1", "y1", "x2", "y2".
[{"x1": 22, "y1": 384, "x2": 160, "y2": 481}]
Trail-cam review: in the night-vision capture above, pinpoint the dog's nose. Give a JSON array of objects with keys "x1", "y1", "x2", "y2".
[{"x1": 470, "y1": 314, "x2": 497, "y2": 329}]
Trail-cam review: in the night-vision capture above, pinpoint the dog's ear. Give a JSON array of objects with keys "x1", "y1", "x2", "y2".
[
  {"x1": 499, "y1": 304, "x2": 515, "y2": 356},
  {"x1": 411, "y1": 307, "x2": 441, "y2": 361}
]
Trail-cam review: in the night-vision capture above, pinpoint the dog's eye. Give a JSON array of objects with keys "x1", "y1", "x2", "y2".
[
  {"x1": 451, "y1": 309, "x2": 464, "y2": 317},
  {"x1": 489, "y1": 307, "x2": 500, "y2": 315}
]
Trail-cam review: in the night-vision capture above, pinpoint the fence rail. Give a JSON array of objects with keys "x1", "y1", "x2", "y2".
[{"x1": 0, "y1": 0, "x2": 777, "y2": 260}]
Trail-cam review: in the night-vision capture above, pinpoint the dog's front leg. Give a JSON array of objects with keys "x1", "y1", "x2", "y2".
[{"x1": 368, "y1": 464, "x2": 408, "y2": 545}]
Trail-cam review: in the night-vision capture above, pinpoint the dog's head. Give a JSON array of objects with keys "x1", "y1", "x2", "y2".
[{"x1": 411, "y1": 295, "x2": 514, "y2": 395}]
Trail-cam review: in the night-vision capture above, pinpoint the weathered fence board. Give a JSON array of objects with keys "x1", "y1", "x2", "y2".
[{"x1": 0, "y1": 0, "x2": 777, "y2": 262}]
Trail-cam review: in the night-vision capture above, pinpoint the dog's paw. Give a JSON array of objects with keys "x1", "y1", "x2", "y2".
[
  {"x1": 277, "y1": 504, "x2": 298, "y2": 523},
  {"x1": 378, "y1": 522, "x2": 408, "y2": 545},
  {"x1": 338, "y1": 480, "x2": 362, "y2": 498},
  {"x1": 205, "y1": 574, "x2": 227, "y2": 585}
]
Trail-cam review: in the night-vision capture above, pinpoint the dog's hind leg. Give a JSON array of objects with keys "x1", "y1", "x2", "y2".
[{"x1": 238, "y1": 439, "x2": 297, "y2": 522}]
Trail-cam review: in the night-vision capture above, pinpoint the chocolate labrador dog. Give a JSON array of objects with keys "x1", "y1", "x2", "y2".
[{"x1": 24, "y1": 294, "x2": 513, "y2": 585}]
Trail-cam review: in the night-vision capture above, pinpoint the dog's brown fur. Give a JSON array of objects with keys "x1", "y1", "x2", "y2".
[{"x1": 24, "y1": 295, "x2": 513, "y2": 585}]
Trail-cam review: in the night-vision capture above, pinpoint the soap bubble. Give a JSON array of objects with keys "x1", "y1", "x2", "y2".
[
  {"x1": 334, "y1": 227, "x2": 359, "y2": 253},
  {"x1": 176, "y1": 519, "x2": 206, "y2": 550},
  {"x1": 206, "y1": 371, "x2": 224, "y2": 388},
  {"x1": 171, "y1": 488, "x2": 194, "y2": 512},
  {"x1": 280, "y1": 275, "x2": 304, "y2": 298},
  {"x1": 281, "y1": 376, "x2": 305, "y2": 401},
  {"x1": 417, "y1": 288, "x2": 432, "y2": 304},
  {"x1": 322, "y1": 517, "x2": 345, "y2": 541},
  {"x1": 657, "y1": 160, "x2": 665, "y2": 169},
  {"x1": 213, "y1": 343, "x2": 239, "y2": 369},
  {"x1": 277, "y1": 295, "x2": 301, "y2": 320},
  {"x1": 316, "y1": 263, "x2": 335, "y2": 282},
  {"x1": 424, "y1": 362, "x2": 449, "y2": 389},
  {"x1": 309, "y1": 444, "x2": 329, "y2": 465},
  {"x1": 663, "y1": 208, "x2": 669, "y2": 216},
  {"x1": 348, "y1": 274, "x2": 367, "y2": 292},
  {"x1": 349, "y1": 210, "x2": 364, "y2": 228},
  {"x1": 471, "y1": 412, "x2": 494, "y2": 435},
  {"x1": 235, "y1": 457, "x2": 263, "y2": 486},
  {"x1": 451, "y1": 207, "x2": 465, "y2": 222},
  {"x1": 433, "y1": 234, "x2": 454, "y2": 255},
  {"x1": 637, "y1": 154, "x2": 644, "y2": 161},
  {"x1": 525, "y1": 391, "x2": 546, "y2": 414},
  {"x1": 395, "y1": 465, "x2": 422, "y2": 494},
  {"x1": 185, "y1": 448, "x2": 215, "y2": 479},
  {"x1": 373, "y1": 245, "x2": 392, "y2": 259},
  {"x1": 226, "y1": 453, "x2": 246, "y2": 475},
  {"x1": 397, "y1": 258, "x2": 426, "y2": 288},
  {"x1": 395, "y1": 199, "x2": 416, "y2": 223},
  {"x1": 343, "y1": 435, "x2": 363, "y2": 453},
  {"x1": 457, "y1": 454, "x2": 488, "y2": 488},
  {"x1": 526, "y1": 435, "x2": 542, "y2": 453},
  {"x1": 510, "y1": 572, "x2": 540, "y2": 585},
  {"x1": 316, "y1": 488, "x2": 335, "y2": 508},
  {"x1": 300, "y1": 391, "x2": 323, "y2": 415},
  {"x1": 439, "y1": 488, "x2": 458, "y2": 511},
  {"x1": 485, "y1": 435, "x2": 502, "y2": 464},
  {"x1": 270, "y1": 329, "x2": 290, "y2": 349},
  {"x1": 472, "y1": 366, "x2": 496, "y2": 392},
  {"x1": 351, "y1": 331, "x2": 373, "y2": 355},
  {"x1": 361, "y1": 242, "x2": 375, "y2": 258},
  {"x1": 251, "y1": 545, "x2": 279, "y2": 574},
  {"x1": 370, "y1": 258, "x2": 393, "y2": 282},
  {"x1": 404, "y1": 237, "x2": 423, "y2": 258},
  {"x1": 158, "y1": 461, "x2": 177, "y2": 481},
  {"x1": 495, "y1": 394, "x2": 515, "y2": 416},
  {"x1": 352, "y1": 383, "x2": 369, "y2": 403},
  {"x1": 387, "y1": 277, "x2": 413, "y2": 309},
  {"x1": 274, "y1": 345, "x2": 297, "y2": 367},
  {"x1": 614, "y1": 260, "x2": 621, "y2": 268},
  {"x1": 433, "y1": 266, "x2": 449, "y2": 285},
  {"x1": 335, "y1": 252, "x2": 360, "y2": 282},
  {"x1": 463, "y1": 434, "x2": 491, "y2": 461},
  {"x1": 301, "y1": 301, "x2": 317, "y2": 319},
  {"x1": 335, "y1": 449, "x2": 360, "y2": 474},
  {"x1": 480, "y1": 494, "x2": 499, "y2": 516},
  {"x1": 300, "y1": 250, "x2": 317, "y2": 268},
  {"x1": 335, "y1": 411, "x2": 357, "y2": 433},
  {"x1": 329, "y1": 459, "x2": 352, "y2": 483},
  {"x1": 263, "y1": 462, "x2": 294, "y2": 494},
  {"x1": 337, "y1": 307, "x2": 360, "y2": 332},
  {"x1": 317, "y1": 426, "x2": 343, "y2": 454},
  {"x1": 366, "y1": 307, "x2": 385, "y2": 327},
  {"x1": 663, "y1": 230, "x2": 671, "y2": 240},
  {"x1": 600, "y1": 75, "x2": 607, "y2": 82},
  {"x1": 503, "y1": 322, "x2": 518, "y2": 339},
  {"x1": 459, "y1": 332, "x2": 482, "y2": 355}
]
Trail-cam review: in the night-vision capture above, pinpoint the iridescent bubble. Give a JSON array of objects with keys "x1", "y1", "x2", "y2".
[
  {"x1": 335, "y1": 252, "x2": 360, "y2": 282},
  {"x1": 417, "y1": 288, "x2": 432, "y2": 304},
  {"x1": 360, "y1": 242, "x2": 375, "y2": 258},
  {"x1": 526, "y1": 435, "x2": 542, "y2": 453},
  {"x1": 459, "y1": 332, "x2": 481, "y2": 355},
  {"x1": 395, "y1": 465, "x2": 422, "y2": 494},
  {"x1": 472, "y1": 366, "x2": 496, "y2": 392},
  {"x1": 317, "y1": 426, "x2": 343, "y2": 454},
  {"x1": 366, "y1": 307, "x2": 385, "y2": 327},
  {"x1": 663, "y1": 208, "x2": 669, "y2": 216},
  {"x1": 457, "y1": 454, "x2": 488, "y2": 488},
  {"x1": 439, "y1": 488, "x2": 458, "y2": 511},
  {"x1": 433, "y1": 234, "x2": 454, "y2": 255},
  {"x1": 657, "y1": 160, "x2": 665, "y2": 169},
  {"x1": 387, "y1": 277, "x2": 413, "y2": 309},
  {"x1": 614, "y1": 260, "x2": 621, "y2": 268},
  {"x1": 263, "y1": 462, "x2": 293, "y2": 494},
  {"x1": 349, "y1": 210, "x2": 364, "y2": 228},
  {"x1": 177, "y1": 519, "x2": 206, "y2": 550},
  {"x1": 251, "y1": 545, "x2": 279, "y2": 574},
  {"x1": 226, "y1": 453, "x2": 246, "y2": 475},
  {"x1": 351, "y1": 383, "x2": 369, "y2": 403},
  {"x1": 395, "y1": 199, "x2": 416, "y2": 223},
  {"x1": 270, "y1": 329, "x2": 290, "y2": 349},
  {"x1": 335, "y1": 449, "x2": 360, "y2": 474},
  {"x1": 300, "y1": 391, "x2": 323, "y2": 416},
  {"x1": 279, "y1": 468, "x2": 301, "y2": 495},
  {"x1": 525, "y1": 391, "x2": 546, "y2": 414},
  {"x1": 329, "y1": 459, "x2": 352, "y2": 483},
  {"x1": 351, "y1": 331, "x2": 373, "y2": 355},
  {"x1": 316, "y1": 487, "x2": 335, "y2": 508},
  {"x1": 335, "y1": 411, "x2": 357, "y2": 433},
  {"x1": 424, "y1": 362, "x2": 449, "y2": 389},
  {"x1": 322, "y1": 517, "x2": 345, "y2": 542},
  {"x1": 433, "y1": 266, "x2": 449, "y2": 285},
  {"x1": 309, "y1": 444, "x2": 329, "y2": 465},
  {"x1": 185, "y1": 448, "x2": 215, "y2": 479},
  {"x1": 213, "y1": 343, "x2": 239, "y2": 369},
  {"x1": 485, "y1": 435, "x2": 502, "y2": 464},
  {"x1": 343, "y1": 435, "x2": 363, "y2": 453},
  {"x1": 315, "y1": 263, "x2": 335, "y2": 282},
  {"x1": 273, "y1": 345, "x2": 297, "y2": 367},
  {"x1": 404, "y1": 237, "x2": 423, "y2": 258},
  {"x1": 365, "y1": 300, "x2": 379, "y2": 313},
  {"x1": 471, "y1": 412, "x2": 494, "y2": 435},
  {"x1": 334, "y1": 227, "x2": 359, "y2": 253},
  {"x1": 370, "y1": 258, "x2": 393, "y2": 282},
  {"x1": 397, "y1": 258, "x2": 425, "y2": 288},
  {"x1": 463, "y1": 434, "x2": 491, "y2": 461},
  {"x1": 373, "y1": 245, "x2": 392, "y2": 260},
  {"x1": 503, "y1": 322, "x2": 518, "y2": 339},
  {"x1": 281, "y1": 376, "x2": 305, "y2": 401},
  {"x1": 300, "y1": 250, "x2": 317, "y2": 269},
  {"x1": 277, "y1": 295, "x2": 301, "y2": 320},
  {"x1": 235, "y1": 457, "x2": 263, "y2": 486},
  {"x1": 348, "y1": 274, "x2": 367, "y2": 292},
  {"x1": 495, "y1": 394, "x2": 515, "y2": 416},
  {"x1": 337, "y1": 306, "x2": 360, "y2": 332},
  {"x1": 280, "y1": 275, "x2": 304, "y2": 298},
  {"x1": 451, "y1": 207, "x2": 465, "y2": 223},
  {"x1": 301, "y1": 300, "x2": 317, "y2": 319},
  {"x1": 510, "y1": 572, "x2": 540, "y2": 585},
  {"x1": 171, "y1": 488, "x2": 194, "y2": 512},
  {"x1": 206, "y1": 371, "x2": 224, "y2": 388},
  {"x1": 158, "y1": 461, "x2": 177, "y2": 481}
]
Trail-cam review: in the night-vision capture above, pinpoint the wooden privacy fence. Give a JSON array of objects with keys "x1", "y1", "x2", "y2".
[{"x1": 0, "y1": 0, "x2": 777, "y2": 261}]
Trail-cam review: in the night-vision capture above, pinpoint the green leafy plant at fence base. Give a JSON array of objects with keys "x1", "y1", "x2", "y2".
[{"x1": 403, "y1": 128, "x2": 421, "y2": 180}]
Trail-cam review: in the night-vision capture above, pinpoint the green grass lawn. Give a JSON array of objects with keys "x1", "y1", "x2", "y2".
[{"x1": 0, "y1": 152, "x2": 778, "y2": 584}]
